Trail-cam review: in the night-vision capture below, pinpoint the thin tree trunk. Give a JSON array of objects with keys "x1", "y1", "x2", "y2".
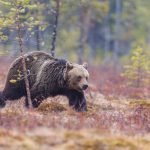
[
  {"x1": 113, "y1": 0, "x2": 122, "y2": 65},
  {"x1": 104, "y1": 14, "x2": 111, "y2": 64},
  {"x1": 16, "y1": 6, "x2": 32, "y2": 108},
  {"x1": 36, "y1": 25, "x2": 40, "y2": 51},
  {"x1": 78, "y1": 8, "x2": 86, "y2": 64},
  {"x1": 51, "y1": 0, "x2": 60, "y2": 57},
  {"x1": 78, "y1": 7, "x2": 91, "y2": 64}
]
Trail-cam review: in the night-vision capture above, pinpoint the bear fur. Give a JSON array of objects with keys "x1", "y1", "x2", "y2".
[{"x1": 0, "y1": 51, "x2": 89, "y2": 112}]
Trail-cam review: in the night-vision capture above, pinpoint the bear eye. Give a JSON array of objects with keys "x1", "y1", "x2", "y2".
[{"x1": 77, "y1": 76, "x2": 82, "y2": 81}]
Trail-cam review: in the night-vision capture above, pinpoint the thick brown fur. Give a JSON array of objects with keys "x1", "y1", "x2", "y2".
[{"x1": 0, "y1": 51, "x2": 88, "y2": 111}]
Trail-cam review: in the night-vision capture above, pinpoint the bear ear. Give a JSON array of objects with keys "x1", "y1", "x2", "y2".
[
  {"x1": 82, "y1": 62, "x2": 88, "y2": 69},
  {"x1": 67, "y1": 62, "x2": 74, "y2": 70}
]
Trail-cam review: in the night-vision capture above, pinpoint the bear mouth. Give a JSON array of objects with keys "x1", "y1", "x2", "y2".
[{"x1": 77, "y1": 88, "x2": 84, "y2": 93}]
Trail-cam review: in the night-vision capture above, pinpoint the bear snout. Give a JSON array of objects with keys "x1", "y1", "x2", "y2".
[{"x1": 82, "y1": 84, "x2": 88, "y2": 90}]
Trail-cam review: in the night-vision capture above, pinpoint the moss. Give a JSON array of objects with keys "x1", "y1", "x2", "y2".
[
  {"x1": 19, "y1": 138, "x2": 38, "y2": 149},
  {"x1": 62, "y1": 130, "x2": 139, "y2": 150},
  {"x1": 0, "y1": 129, "x2": 150, "y2": 150},
  {"x1": 37, "y1": 101, "x2": 67, "y2": 113},
  {"x1": 76, "y1": 139, "x2": 105, "y2": 150},
  {"x1": 33, "y1": 136, "x2": 48, "y2": 145},
  {"x1": 64, "y1": 131, "x2": 85, "y2": 140},
  {"x1": 129, "y1": 100, "x2": 150, "y2": 108},
  {"x1": 87, "y1": 102, "x2": 100, "y2": 111},
  {"x1": 0, "y1": 130, "x2": 38, "y2": 149},
  {"x1": 85, "y1": 102, "x2": 100, "y2": 116},
  {"x1": 139, "y1": 138, "x2": 150, "y2": 145},
  {"x1": 65, "y1": 102, "x2": 100, "y2": 117},
  {"x1": 103, "y1": 138, "x2": 137, "y2": 150},
  {"x1": 64, "y1": 131, "x2": 103, "y2": 150},
  {"x1": 3, "y1": 109, "x2": 22, "y2": 116},
  {"x1": 64, "y1": 137, "x2": 137, "y2": 150},
  {"x1": 137, "y1": 138, "x2": 150, "y2": 149},
  {"x1": 66, "y1": 109, "x2": 78, "y2": 116}
]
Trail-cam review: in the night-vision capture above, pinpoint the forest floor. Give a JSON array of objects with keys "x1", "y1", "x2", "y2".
[{"x1": 0, "y1": 58, "x2": 150, "y2": 150}]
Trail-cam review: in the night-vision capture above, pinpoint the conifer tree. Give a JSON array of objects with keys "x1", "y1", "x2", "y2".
[{"x1": 123, "y1": 47, "x2": 150, "y2": 87}]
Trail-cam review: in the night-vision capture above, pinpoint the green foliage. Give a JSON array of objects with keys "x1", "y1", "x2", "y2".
[
  {"x1": 0, "y1": 0, "x2": 47, "y2": 41},
  {"x1": 0, "y1": 0, "x2": 110, "y2": 60},
  {"x1": 123, "y1": 0, "x2": 150, "y2": 45},
  {"x1": 1, "y1": 0, "x2": 150, "y2": 63},
  {"x1": 123, "y1": 47, "x2": 150, "y2": 87},
  {"x1": 57, "y1": 0, "x2": 109, "y2": 61}
]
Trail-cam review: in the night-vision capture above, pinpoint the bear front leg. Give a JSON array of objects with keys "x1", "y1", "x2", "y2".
[{"x1": 67, "y1": 90, "x2": 87, "y2": 112}]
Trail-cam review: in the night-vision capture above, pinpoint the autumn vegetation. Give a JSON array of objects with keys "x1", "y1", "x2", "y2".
[
  {"x1": 0, "y1": 0, "x2": 150, "y2": 150},
  {"x1": 0, "y1": 52, "x2": 150, "y2": 149}
]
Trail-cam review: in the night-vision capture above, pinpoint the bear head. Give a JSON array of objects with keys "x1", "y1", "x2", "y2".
[{"x1": 66, "y1": 62, "x2": 89, "y2": 92}]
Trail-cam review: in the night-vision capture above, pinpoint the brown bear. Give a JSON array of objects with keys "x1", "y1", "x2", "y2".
[{"x1": 0, "y1": 51, "x2": 89, "y2": 111}]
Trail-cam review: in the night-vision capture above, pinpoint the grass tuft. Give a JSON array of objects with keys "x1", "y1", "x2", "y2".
[{"x1": 37, "y1": 101, "x2": 67, "y2": 113}]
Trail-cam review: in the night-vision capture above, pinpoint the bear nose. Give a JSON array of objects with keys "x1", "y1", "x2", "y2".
[{"x1": 82, "y1": 84, "x2": 88, "y2": 90}]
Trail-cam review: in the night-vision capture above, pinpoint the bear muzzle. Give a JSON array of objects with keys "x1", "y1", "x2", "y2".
[{"x1": 82, "y1": 84, "x2": 88, "y2": 90}]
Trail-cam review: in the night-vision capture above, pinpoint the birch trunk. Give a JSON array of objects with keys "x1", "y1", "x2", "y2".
[{"x1": 16, "y1": 7, "x2": 32, "y2": 108}]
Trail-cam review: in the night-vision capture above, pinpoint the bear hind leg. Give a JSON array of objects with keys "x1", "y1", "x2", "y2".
[
  {"x1": 0, "y1": 92, "x2": 6, "y2": 108},
  {"x1": 24, "y1": 96, "x2": 43, "y2": 108}
]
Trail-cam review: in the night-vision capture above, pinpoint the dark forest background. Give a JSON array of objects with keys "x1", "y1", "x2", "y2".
[{"x1": 0, "y1": 0, "x2": 150, "y2": 66}]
